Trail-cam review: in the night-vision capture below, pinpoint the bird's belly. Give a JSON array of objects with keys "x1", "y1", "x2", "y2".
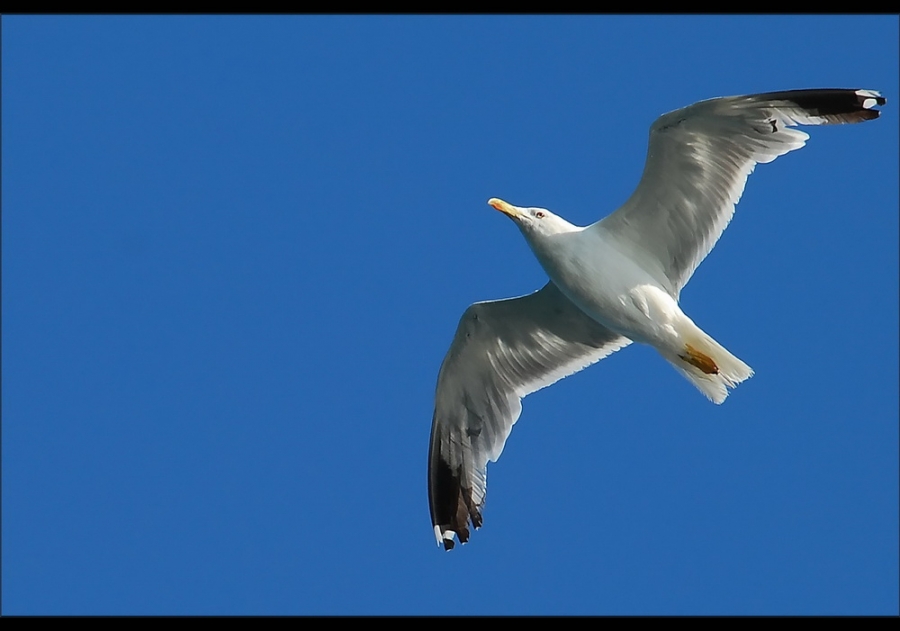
[{"x1": 540, "y1": 245, "x2": 682, "y2": 347}]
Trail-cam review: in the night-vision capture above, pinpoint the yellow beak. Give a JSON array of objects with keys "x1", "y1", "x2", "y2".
[{"x1": 488, "y1": 198, "x2": 520, "y2": 219}]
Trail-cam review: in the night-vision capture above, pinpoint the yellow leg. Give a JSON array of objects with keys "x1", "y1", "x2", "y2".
[{"x1": 679, "y1": 343, "x2": 719, "y2": 375}]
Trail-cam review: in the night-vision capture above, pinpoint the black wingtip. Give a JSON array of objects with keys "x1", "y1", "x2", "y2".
[
  {"x1": 759, "y1": 88, "x2": 885, "y2": 123},
  {"x1": 428, "y1": 408, "x2": 487, "y2": 551},
  {"x1": 428, "y1": 437, "x2": 483, "y2": 551}
]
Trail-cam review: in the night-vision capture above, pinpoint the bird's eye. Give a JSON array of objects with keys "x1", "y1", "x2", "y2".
[{"x1": 535, "y1": 211, "x2": 545, "y2": 219}]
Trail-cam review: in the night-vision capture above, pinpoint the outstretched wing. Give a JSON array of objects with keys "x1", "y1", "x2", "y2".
[
  {"x1": 595, "y1": 89, "x2": 885, "y2": 294},
  {"x1": 428, "y1": 282, "x2": 630, "y2": 550}
]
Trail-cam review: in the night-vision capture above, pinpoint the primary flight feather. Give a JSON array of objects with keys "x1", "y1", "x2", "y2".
[{"x1": 427, "y1": 89, "x2": 886, "y2": 550}]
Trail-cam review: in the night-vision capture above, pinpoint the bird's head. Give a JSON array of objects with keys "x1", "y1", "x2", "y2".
[{"x1": 488, "y1": 198, "x2": 576, "y2": 241}]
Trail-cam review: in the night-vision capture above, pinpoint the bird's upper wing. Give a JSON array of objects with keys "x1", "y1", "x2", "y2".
[
  {"x1": 594, "y1": 89, "x2": 885, "y2": 294},
  {"x1": 428, "y1": 281, "x2": 630, "y2": 550}
]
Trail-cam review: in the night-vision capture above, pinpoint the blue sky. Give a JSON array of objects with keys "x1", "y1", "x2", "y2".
[{"x1": 2, "y1": 15, "x2": 897, "y2": 615}]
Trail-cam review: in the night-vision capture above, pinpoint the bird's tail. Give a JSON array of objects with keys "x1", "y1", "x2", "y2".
[{"x1": 661, "y1": 326, "x2": 753, "y2": 404}]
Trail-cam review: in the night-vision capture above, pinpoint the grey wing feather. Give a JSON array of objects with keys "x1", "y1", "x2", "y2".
[
  {"x1": 595, "y1": 89, "x2": 885, "y2": 294},
  {"x1": 428, "y1": 282, "x2": 630, "y2": 549}
]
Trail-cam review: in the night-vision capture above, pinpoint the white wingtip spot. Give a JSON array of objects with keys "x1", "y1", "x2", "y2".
[
  {"x1": 862, "y1": 98, "x2": 878, "y2": 109},
  {"x1": 433, "y1": 525, "x2": 443, "y2": 547},
  {"x1": 855, "y1": 89, "x2": 882, "y2": 100}
]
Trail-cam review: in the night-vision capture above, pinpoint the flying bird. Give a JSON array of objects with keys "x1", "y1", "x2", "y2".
[{"x1": 427, "y1": 89, "x2": 885, "y2": 550}]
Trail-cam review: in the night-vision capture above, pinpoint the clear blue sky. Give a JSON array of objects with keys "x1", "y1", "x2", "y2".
[{"x1": 3, "y1": 15, "x2": 897, "y2": 615}]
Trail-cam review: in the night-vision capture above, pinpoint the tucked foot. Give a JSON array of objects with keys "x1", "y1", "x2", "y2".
[{"x1": 679, "y1": 343, "x2": 719, "y2": 375}]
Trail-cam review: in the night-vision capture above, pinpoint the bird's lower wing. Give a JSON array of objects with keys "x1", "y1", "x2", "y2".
[
  {"x1": 428, "y1": 282, "x2": 630, "y2": 549},
  {"x1": 594, "y1": 89, "x2": 885, "y2": 294}
]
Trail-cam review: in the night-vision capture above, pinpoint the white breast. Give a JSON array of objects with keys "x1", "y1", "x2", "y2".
[{"x1": 530, "y1": 227, "x2": 682, "y2": 346}]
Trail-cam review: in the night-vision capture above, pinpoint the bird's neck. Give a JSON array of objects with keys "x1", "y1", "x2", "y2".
[{"x1": 522, "y1": 224, "x2": 583, "y2": 270}]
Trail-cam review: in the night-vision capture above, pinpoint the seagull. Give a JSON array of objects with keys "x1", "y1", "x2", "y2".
[{"x1": 427, "y1": 88, "x2": 886, "y2": 550}]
